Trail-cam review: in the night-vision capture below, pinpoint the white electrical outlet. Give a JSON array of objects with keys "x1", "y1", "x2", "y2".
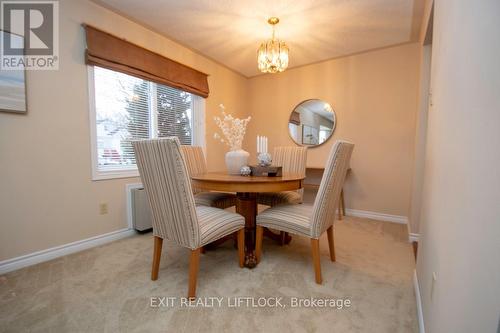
[
  {"x1": 99, "y1": 203, "x2": 108, "y2": 215},
  {"x1": 431, "y1": 272, "x2": 437, "y2": 300}
]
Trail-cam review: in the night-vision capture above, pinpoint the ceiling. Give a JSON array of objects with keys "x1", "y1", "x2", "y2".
[
  {"x1": 93, "y1": 0, "x2": 423, "y2": 77},
  {"x1": 297, "y1": 100, "x2": 335, "y2": 121}
]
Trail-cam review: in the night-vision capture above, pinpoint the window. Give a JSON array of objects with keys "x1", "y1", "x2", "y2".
[
  {"x1": 88, "y1": 66, "x2": 205, "y2": 180},
  {"x1": 319, "y1": 125, "x2": 332, "y2": 145}
]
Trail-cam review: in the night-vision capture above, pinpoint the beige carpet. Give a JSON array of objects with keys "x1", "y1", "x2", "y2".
[{"x1": 0, "y1": 217, "x2": 417, "y2": 332}]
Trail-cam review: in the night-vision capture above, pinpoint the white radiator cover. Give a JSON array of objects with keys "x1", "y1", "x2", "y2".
[{"x1": 131, "y1": 188, "x2": 153, "y2": 231}]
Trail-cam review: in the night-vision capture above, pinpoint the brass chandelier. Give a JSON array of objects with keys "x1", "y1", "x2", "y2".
[{"x1": 257, "y1": 17, "x2": 289, "y2": 73}]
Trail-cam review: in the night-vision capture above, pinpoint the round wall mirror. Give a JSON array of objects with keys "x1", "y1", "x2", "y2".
[{"x1": 288, "y1": 99, "x2": 337, "y2": 147}]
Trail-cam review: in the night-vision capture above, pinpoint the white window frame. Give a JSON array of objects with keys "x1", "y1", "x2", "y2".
[{"x1": 87, "y1": 66, "x2": 205, "y2": 181}]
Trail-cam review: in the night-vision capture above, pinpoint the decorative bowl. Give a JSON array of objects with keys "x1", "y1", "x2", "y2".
[{"x1": 240, "y1": 165, "x2": 252, "y2": 176}]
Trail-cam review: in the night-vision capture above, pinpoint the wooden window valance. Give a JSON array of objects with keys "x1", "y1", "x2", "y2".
[
  {"x1": 84, "y1": 25, "x2": 209, "y2": 98},
  {"x1": 289, "y1": 111, "x2": 301, "y2": 125}
]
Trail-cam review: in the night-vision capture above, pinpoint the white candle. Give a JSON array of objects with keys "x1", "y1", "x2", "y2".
[
  {"x1": 256, "y1": 136, "x2": 260, "y2": 154},
  {"x1": 264, "y1": 137, "x2": 268, "y2": 153}
]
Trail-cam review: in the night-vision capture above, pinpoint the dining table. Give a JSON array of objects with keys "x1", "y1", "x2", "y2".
[{"x1": 191, "y1": 172, "x2": 305, "y2": 268}]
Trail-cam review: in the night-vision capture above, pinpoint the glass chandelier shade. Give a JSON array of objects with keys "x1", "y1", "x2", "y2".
[{"x1": 257, "y1": 17, "x2": 289, "y2": 73}]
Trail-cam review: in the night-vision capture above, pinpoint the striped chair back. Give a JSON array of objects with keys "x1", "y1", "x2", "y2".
[
  {"x1": 181, "y1": 145, "x2": 208, "y2": 194},
  {"x1": 273, "y1": 146, "x2": 308, "y2": 175},
  {"x1": 181, "y1": 145, "x2": 207, "y2": 175},
  {"x1": 132, "y1": 138, "x2": 200, "y2": 249},
  {"x1": 273, "y1": 146, "x2": 308, "y2": 196},
  {"x1": 311, "y1": 141, "x2": 354, "y2": 238}
]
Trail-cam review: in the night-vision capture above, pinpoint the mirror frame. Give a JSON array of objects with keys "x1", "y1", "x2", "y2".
[{"x1": 288, "y1": 98, "x2": 337, "y2": 148}]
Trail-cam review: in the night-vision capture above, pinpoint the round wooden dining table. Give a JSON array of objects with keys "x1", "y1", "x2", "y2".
[{"x1": 191, "y1": 172, "x2": 305, "y2": 268}]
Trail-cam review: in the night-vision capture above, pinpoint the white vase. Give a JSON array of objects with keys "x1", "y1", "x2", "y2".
[{"x1": 225, "y1": 149, "x2": 250, "y2": 175}]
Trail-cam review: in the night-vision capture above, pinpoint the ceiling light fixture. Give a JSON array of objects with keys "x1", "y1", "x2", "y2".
[{"x1": 257, "y1": 17, "x2": 289, "y2": 74}]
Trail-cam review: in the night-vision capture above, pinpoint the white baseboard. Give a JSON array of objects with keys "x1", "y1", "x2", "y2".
[
  {"x1": 409, "y1": 233, "x2": 420, "y2": 242},
  {"x1": 413, "y1": 270, "x2": 426, "y2": 333},
  {"x1": 345, "y1": 208, "x2": 409, "y2": 224},
  {"x1": 0, "y1": 228, "x2": 136, "y2": 275}
]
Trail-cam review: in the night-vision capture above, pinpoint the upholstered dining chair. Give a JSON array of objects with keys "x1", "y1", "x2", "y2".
[
  {"x1": 257, "y1": 146, "x2": 308, "y2": 206},
  {"x1": 181, "y1": 145, "x2": 237, "y2": 209},
  {"x1": 255, "y1": 141, "x2": 354, "y2": 284},
  {"x1": 132, "y1": 138, "x2": 245, "y2": 298}
]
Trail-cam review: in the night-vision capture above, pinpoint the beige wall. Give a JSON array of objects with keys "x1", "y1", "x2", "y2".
[
  {"x1": 408, "y1": 0, "x2": 433, "y2": 236},
  {"x1": 245, "y1": 43, "x2": 421, "y2": 217},
  {"x1": 416, "y1": 0, "x2": 500, "y2": 332},
  {"x1": 0, "y1": 0, "x2": 248, "y2": 261},
  {"x1": 409, "y1": 44, "x2": 432, "y2": 235}
]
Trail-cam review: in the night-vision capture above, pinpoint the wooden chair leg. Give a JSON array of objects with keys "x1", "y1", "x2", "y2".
[
  {"x1": 327, "y1": 226, "x2": 336, "y2": 262},
  {"x1": 340, "y1": 189, "x2": 346, "y2": 217},
  {"x1": 338, "y1": 193, "x2": 343, "y2": 220},
  {"x1": 255, "y1": 226, "x2": 264, "y2": 263},
  {"x1": 280, "y1": 231, "x2": 286, "y2": 246},
  {"x1": 311, "y1": 238, "x2": 322, "y2": 284},
  {"x1": 188, "y1": 248, "x2": 201, "y2": 299},
  {"x1": 151, "y1": 236, "x2": 163, "y2": 281},
  {"x1": 237, "y1": 229, "x2": 245, "y2": 268},
  {"x1": 232, "y1": 231, "x2": 238, "y2": 249}
]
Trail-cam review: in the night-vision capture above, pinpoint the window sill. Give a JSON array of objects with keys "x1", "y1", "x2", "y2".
[{"x1": 92, "y1": 169, "x2": 140, "y2": 181}]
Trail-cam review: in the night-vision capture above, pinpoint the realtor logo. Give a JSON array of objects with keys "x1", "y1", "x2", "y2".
[{"x1": 1, "y1": 0, "x2": 59, "y2": 70}]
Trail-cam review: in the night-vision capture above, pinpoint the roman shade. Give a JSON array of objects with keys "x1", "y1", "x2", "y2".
[
  {"x1": 84, "y1": 25, "x2": 209, "y2": 98},
  {"x1": 289, "y1": 111, "x2": 301, "y2": 125}
]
